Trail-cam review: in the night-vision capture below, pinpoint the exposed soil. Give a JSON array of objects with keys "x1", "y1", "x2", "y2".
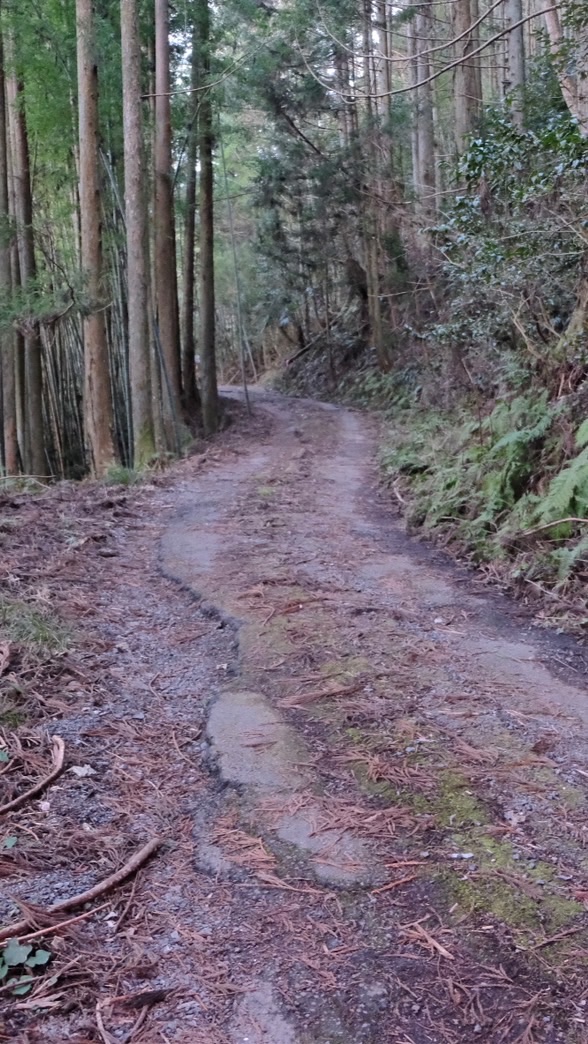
[{"x1": 1, "y1": 389, "x2": 588, "y2": 1044}]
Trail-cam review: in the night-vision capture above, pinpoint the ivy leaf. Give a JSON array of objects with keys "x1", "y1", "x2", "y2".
[
  {"x1": 26, "y1": 949, "x2": 52, "y2": 968},
  {"x1": 2, "y1": 940, "x2": 33, "y2": 967},
  {"x1": 2, "y1": 836, "x2": 18, "y2": 850},
  {"x1": 11, "y1": 976, "x2": 35, "y2": 996}
]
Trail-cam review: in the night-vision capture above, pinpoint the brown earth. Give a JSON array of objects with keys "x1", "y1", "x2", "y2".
[{"x1": 1, "y1": 389, "x2": 588, "y2": 1044}]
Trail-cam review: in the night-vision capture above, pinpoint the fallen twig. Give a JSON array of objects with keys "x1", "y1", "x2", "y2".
[
  {"x1": 0, "y1": 736, "x2": 65, "y2": 815},
  {"x1": 114, "y1": 872, "x2": 140, "y2": 934},
  {"x1": 16, "y1": 902, "x2": 111, "y2": 943},
  {"x1": 0, "y1": 837, "x2": 162, "y2": 942},
  {"x1": 505, "y1": 517, "x2": 588, "y2": 546},
  {"x1": 523, "y1": 578, "x2": 585, "y2": 615},
  {"x1": 525, "y1": 925, "x2": 587, "y2": 951},
  {"x1": 96, "y1": 999, "x2": 117, "y2": 1044},
  {"x1": 371, "y1": 874, "x2": 418, "y2": 895},
  {"x1": 280, "y1": 683, "x2": 363, "y2": 709},
  {"x1": 400, "y1": 921, "x2": 455, "y2": 961},
  {"x1": 392, "y1": 480, "x2": 405, "y2": 506}
]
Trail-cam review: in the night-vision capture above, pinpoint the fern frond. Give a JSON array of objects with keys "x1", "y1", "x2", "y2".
[
  {"x1": 539, "y1": 446, "x2": 588, "y2": 523},
  {"x1": 576, "y1": 418, "x2": 588, "y2": 449}
]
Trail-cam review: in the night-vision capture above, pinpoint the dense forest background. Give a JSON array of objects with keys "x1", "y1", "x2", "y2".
[{"x1": 0, "y1": 0, "x2": 587, "y2": 613}]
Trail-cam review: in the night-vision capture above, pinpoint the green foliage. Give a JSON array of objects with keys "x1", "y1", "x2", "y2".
[
  {"x1": 0, "y1": 598, "x2": 69, "y2": 654},
  {"x1": 347, "y1": 366, "x2": 422, "y2": 411},
  {"x1": 575, "y1": 419, "x2": 588, "y2": 449},
  {"x1": 104, "y1": 464, "x2": 140, "y2": 487},
  {"x1": 427, "y1": 72, "x2": 588, "y2": 403},
  {"x1": 539, "y1": 447, "x2": 588, "y2": 523},
  {"x1": 381, "y1": 390, "x2": 588, "y2": 597},
  {"x1": 0, "y1": 939, "x2": 52, "y2": 997}
]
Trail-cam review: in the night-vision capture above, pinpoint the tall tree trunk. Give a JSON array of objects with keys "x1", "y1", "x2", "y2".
[
  {"x1": 415, "y1": 3, "x2": 436, "y2": 212},
  {"x1": 361, "y1": 0, "x2": 386, "y2": 368},
  {"x1": 408, "y1": 18, "x2": 420, "y2": 201},
  {"x1": 0, "y1": 17, "x2": 16, "y2": 475},
  {"x1": 120, "y1": 0, "x2": 156, "y2": 465},
  {"x1": 375, "y1": 1, "x2": 392, "y2": 124},
  {"x1": 197, "y1": 0, "x2": 219, "y2": 435},
  {"x1": 7, "y1": 147, "x2": 24, "y2": 467},
  {"x1": 76, "y1": 0, "x2": 116, "y2": 477},
  {"x1": 145, "y1": 29, "x2": 166, "y2": 455},
  {"x1": 7, "y1": 68, "x2": 44, "y2": 476},
  {"x1": 181, "y1": 19, "x2": 200, "y2": 422},
  {"x1": 154, "y1": 0, "x2": 182, "y2": 442},
  {"x1": 453, "y1": 0, "x2": 483, "y2": 153},
  {"x1": 544, "y1": 5, "x2": 588, "y2": 137},
  {"x1": 505, "y1": 0, "x2": 525, "y2": 128}
]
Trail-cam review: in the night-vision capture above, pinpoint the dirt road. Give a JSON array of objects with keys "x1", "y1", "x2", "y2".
[{"x1": 2, "y1": 390, "x2": 588, "y2": 1043}]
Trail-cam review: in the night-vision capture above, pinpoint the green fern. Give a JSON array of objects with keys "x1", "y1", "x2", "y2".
[
  {"x1": 576, "y1": 418, "x2": 588, "y2": 449},
  {"x1": 549, "y1": 535, "x2": 588, "y2": 584},
  {"x1": 538, "y1": 446, "x2": 588, "y2": 523}
]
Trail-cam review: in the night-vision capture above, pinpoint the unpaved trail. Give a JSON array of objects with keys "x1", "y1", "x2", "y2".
[{"x1": 2, "y1": 390, "x2": 588, "y2": 1044}]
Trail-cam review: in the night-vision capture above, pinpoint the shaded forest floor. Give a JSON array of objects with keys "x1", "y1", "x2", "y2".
[{"x1": 1, "y1": 389, "x2": 588, "y2": 1043}]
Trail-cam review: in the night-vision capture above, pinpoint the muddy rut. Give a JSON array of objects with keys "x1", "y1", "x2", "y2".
[{"x1": 2, "y1": 390, "x2": 588, "y2": 1044}]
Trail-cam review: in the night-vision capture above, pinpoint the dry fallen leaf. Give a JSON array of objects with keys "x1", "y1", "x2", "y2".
[{"x1": 70, "y1": 765, "x2": 97, "y2": 778}]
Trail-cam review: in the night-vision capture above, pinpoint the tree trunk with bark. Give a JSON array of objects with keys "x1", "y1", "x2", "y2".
[
  {"x1": 544, "y1": 4, "x2": 588, "y2": 137},
  {"x1": 361, "y1": 0, "x2": 386, "y2": 368},
  {"x1": 181, "y1": 19, "x2": 200, "y2": 423},
  {"x1": 7, "y1": 66, "x2": 44, "y2": 476},
  {"x1": 0, "y1": 17, "x2": 16, "y2": 475},
  {"x1": 154, "y1": 0, "x2": 182, "y2": 441},
  {"x1": 76, "y1": 0, "x2": 116, "y2": 477},
  {"x1": 505, "y1": 0, "x2": 525, "y2": 128},
  {"x1": 415, "y1": 3, "x2": 436, "y2": 211},
  {"x1": 120, "y1": 0, "x2": 156, "y2": 465},
  {"x1": 197, "y1": 0, "x2": 220, "y2": 435},
  {"x1": 453, "y1": 0, "x2": 483, "y2": 152}
]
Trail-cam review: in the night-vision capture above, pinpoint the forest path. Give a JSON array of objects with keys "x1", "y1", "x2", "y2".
[
  {"x1": 157, "y1": 389, "x2": 588, "y2": 1043},
  {"x1": 4, "y1": 390, "x2": 588, "y2": 1044}
]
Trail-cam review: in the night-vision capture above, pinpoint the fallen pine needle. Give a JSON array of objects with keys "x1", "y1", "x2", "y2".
[
  {"x1": 240, "y1": 870, "x2": 330, "y2": 897},
  {"x1": 0, "y1": 736, "x2": 65, "y2": 815},
  {"x1": 279, "y1": 684, "x2": 362, "y2": 709},
  {"x1": 525, "y1": 926, "x2": 587, "y2": 951},
  {"x1": 400, "y1": 922, "x2": 455, "y2": 961},
  {"x1": 384, "y1": 860, "x2": 428, "y2": 869},
  {"x1": 0, "y1": 837, "x2": 162, "y2": 942},
  {"x1": 16, "y1": 902, "x2": 111, "y2": 942},
  {"x1": 371, "y1": 874, "x2": 418, "y2": 895}
]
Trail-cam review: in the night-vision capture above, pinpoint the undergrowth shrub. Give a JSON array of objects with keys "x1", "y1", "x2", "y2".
[{"x1": 381, "y1": 391, "x2": 588, "y2": 601}]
